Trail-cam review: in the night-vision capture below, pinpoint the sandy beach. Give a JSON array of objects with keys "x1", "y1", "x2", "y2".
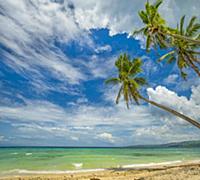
[{"x1": 1, "y1": 160, "x2": 200, "y2": 180}]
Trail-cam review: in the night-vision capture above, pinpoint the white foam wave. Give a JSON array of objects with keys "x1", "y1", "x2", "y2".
[
  {"x1": 25, "y1": 153, "x2": 32, "y2": 156},
  {"x1": 2, "y1": 160, "x2": 199, "y2": 176},
  {"x1": 11, "y1": 152, "x2": 18, "y2": 155},
  {"x1": 72, "y1": 163, "x2": 83, "y2": 169},
  {"x1": 3, "y1": 168, "x2": 105, "y2": 175},
  {"x1": 122, "y1": 160, "x2": 182, "y2": 168}
]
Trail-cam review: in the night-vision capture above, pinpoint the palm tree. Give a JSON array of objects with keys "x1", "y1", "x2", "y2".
[
  {"x1": 133, "y1": 0, "x2": 168, "y2": 51},
  {"x1": 158, "y1": 16, "x2": 200, "y2": 78},
  {"x1": 133, "y1": 0, "x2": 200, "y2": 78},
  {"x1": 133, "y1": 0, "x2": 200, "y2": 51},
  {"x1": 105, "y1": 53, "x2": 200, "y2": 129}
]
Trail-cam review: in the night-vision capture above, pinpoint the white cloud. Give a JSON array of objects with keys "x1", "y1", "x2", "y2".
[
  {"x1": 83, "y1": 55, "x2": 117, "y2": 79},
  {"x1": 71, "y1": 136, "x2": 79, "y2": 141},
  {"x1": 76, "y1": 97, "x2": 88, "y2": 104},
  {"x1": 95, "y1": 45, "x2": 112, "y2": 53},
  {"x1": 1, "y1": 85, "x2": 200, "y2": 145},
  {"x1": 177, "y1": 76, "x2": 200, "y2": 91},
  {"x1": 96, "y1": 132, "x2": 115, "y2": 143},
  {"x1": 1, "y1": 0, "x2": 200, "y2": 146},
  {"x1": 164, "y1": 74, "x2": 179, "y2": 84},
  {"x1": 72, "y1": 0, "x2": 200, "y2": 36},
  {"x1": 0, "y1": 100, "x2": 69, "y2": 123},
  {"x1": 159, "y1": 0, "x2": 200, "y2": 28},
  {"x1": 72, "y1": 0, "x2": 143, "y2": 36},
  {"x1": 1, "y1": 0, "x2": 199, "y2": 94},
  {"x1": 134, "y1": 125, "x2": 200, "y2": 144},
  {"x1": 147, "y1": 85, "x2": 200, "y2": 124},
  {"x1": 191, "y1": 85, "x2": 200, "y2": 105},
  {"x1": 0, "y1": 0, "x2": 88, "y2": 93},
  {"x1": 0, "y1": 136, "x2": 5, "y2": 141}
]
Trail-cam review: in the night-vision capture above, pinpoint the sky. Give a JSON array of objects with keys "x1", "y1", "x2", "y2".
[{"x1": 0, "y1": 0, "x2": 200, "y2": 147}]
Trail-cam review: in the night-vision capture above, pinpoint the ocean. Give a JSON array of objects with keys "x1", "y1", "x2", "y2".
[{"x1": 0, "y1": 147, "x2": 199, "y2": 176}]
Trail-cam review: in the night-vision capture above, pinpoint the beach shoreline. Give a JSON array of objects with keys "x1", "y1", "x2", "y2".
[{"x1": 1, "y1": 159, "x2": 200, "y2": 180}]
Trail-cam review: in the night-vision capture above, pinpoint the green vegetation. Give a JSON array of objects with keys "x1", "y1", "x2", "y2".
[
  {"x1": 106, "y1": 54, "x2": 200, "y2": 129},
  {"x1": 106, "y1": 0, "x2": 200, "y2": 129},
  {"x1": 133, "y1": 0, "x2": 200, "y2": 78},
  {"x1": 127, "y1": 140, "x2": 200, "y2": 148}
]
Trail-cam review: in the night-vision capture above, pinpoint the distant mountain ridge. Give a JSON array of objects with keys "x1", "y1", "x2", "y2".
[
  {"x1": 162, "y1": 140, "x2": 200, "y2": 148},
  {"x1": 128, "y1": 140, "x2": 200, "y2": 148}
]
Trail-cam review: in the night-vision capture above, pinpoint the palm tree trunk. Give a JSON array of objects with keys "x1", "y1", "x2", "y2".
[
  {"x1": 138, "y1": 95, "x2": 200, "y2": 129},
  {"x1": 165, "y1": 32, "x2": 200, "y2": 44}
]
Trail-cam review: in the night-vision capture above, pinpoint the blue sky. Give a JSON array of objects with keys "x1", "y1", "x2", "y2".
[{"x1": 0, "y1": 0, "x2": 200, "y2": 146}]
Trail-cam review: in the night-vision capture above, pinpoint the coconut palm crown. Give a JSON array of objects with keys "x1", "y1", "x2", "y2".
[
  {"x1": 105, "y1": 54, "x2": 146, "y2": 108},
  {"x1": 133, "y1": 0, "x2": 200, "y2": 52},
  {"x1": 133, "y1": 0, "x2": 168, "y2": 51},
  {"x1": 158, "y1": 16, "x2": 200, "y2": 78},
  {"x1": 133, "y1": 0, "x2": 200, "y2": 78}
]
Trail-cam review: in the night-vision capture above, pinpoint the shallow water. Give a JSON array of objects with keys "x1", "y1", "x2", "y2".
[{"x1": 0, "y1": 147, "x2": 199, "y2": 175}]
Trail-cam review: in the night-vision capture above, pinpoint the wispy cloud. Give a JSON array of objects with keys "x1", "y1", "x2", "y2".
[
  {"x1": 0, "y1": 0, "x2": 200, "y2": 146},
  {"x1": 0, "y1": 0, "x2": 88, "y2": 93},
  {"x1": 1, "y1": 85, "x2": 200, "y2": 146}
]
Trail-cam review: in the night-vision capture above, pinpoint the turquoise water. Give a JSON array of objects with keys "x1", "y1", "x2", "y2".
[{"x1": 0, "y1": 147, "x2": 199, "y2": 175}]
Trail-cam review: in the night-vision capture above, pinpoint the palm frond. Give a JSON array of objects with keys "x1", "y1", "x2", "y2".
[
  {"x1": 134, "y1": 77, "x2": 147, "y2": 86},
  {"x1": 129, "y1": 58, "x2": 142, "y2": 76},
  {"x1": 123, "y1": 83, "x2": 130, "y2": 109},
  {"x1": 156, "y1": 34, "x2": 169, "y2": 48},
  {"x1": 157, "y1": 50, "x2": 175, "y2": 62},
  {"x1": 132, "y1": 27, "x2": 145, "y2": 36},
  {"x1": 180, "y1": 15, "x2": 185, "y2": 35},
  {"x1": 145, "y1": 1, "x2": 150, "y2": 15},
  {"x1": 188, "y1": 23, "x2": 200, "y2": 37},
  {"x1": 166, "y1": 56, "x2": 176, "y2": 64},
  {"x1": 116, "y1": 85, "x2": 123, "y2": 104},
  {"x1": 187, "y1": 50, "x2": 200, "y2": 55},
  {"x1": 129, "y1": 85, "x2": 140, "y2": 104},
  {"x1": 138, "y1": 10, "x2": 149, "y2": 24},
  {"x1": 105, "y1": 78, "x2": 120, "y2": 85},
  {"x1": 181, "y1": 71, "x2": 187, "y2": 79},
  {"x1": 186, "y1": 16, "x2": 197, "y2": 34},
  {"x1": 154, "y1": 0, "x2": 163, "y2": 9}
]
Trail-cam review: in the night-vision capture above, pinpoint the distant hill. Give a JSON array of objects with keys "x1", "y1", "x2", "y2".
[
  {"x1": 162, "y1": 140, "x2": 200, "y2": 148},
  {"x1": 128, "y1": 140, "x2": 200, "y2": 148}
]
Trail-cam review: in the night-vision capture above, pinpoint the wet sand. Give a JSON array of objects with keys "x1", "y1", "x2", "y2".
[{"x1": 1, "y1": 160, "x2": 200, "y2": 180}]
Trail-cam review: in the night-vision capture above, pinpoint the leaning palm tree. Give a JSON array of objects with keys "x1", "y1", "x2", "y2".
[
  {"x1": 158, "y1": 16, "x2": 200, "y2": 78},
  {"x1": 133, "y1": 0, "x2": 200, "y2": 52},
  {"x1": 106, "y1": 53, "x2": 200, "y2": 129}
]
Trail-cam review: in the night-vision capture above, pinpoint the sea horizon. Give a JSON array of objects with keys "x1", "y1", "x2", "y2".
[{"x1": 1, "y1": 139, "x2": 200, "y2": 148}]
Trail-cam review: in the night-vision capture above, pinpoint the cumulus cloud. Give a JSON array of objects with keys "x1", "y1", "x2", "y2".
[
  {"x1": 1, "y1": 85, "x2": 200, "y2": 146},
  {"x1": 96, "y1": 132, "x2": 115, "y2": 143},
  {"x1": 147, "y1": 85, "x2": 200, "y2": 124},
  {"x1": 72, "y1": 0, "x2": 200, "y2": 36}
]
